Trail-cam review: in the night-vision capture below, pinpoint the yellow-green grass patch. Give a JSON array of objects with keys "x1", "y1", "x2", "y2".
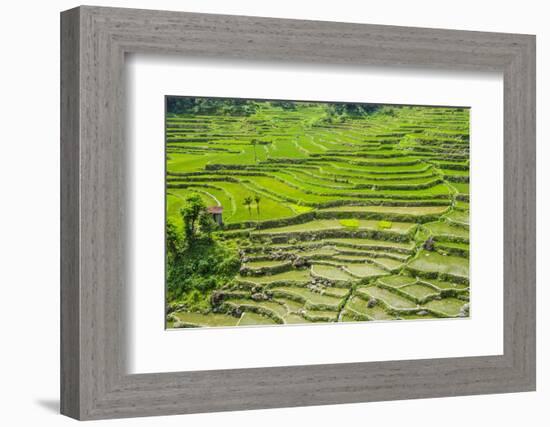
[
  {"x1": 238, "y1": 312, "x2": 278, "y2": 326},
  {"x1": 407, "y1": 250, "x2": 469, "y2": 280},
  {"x1": 244, "y1": 260, "x2": 289, "y2": 269},
  {"x1": 172, "y1": 312, "x2": 239, "y2": 327},
  {"x1": 321, "y1": 205, "x2": 449, "y2": 216},
  {"x1": 236, "y1": 269, "x2": 311, "y2": 285},
  {"x1": 343, "y1": 263, "x2": 389, "y2": 279},
  {"x1": 303, "y1": 309, "x2": 339, "y2": 322},
  {"x1": 400, "y1": 283, "x2": 440, "y2": 300},
  {"x1": 377, "y1": 274, "x2": 417, "y2": 288},
  {"x1": 357, "y1": 286, "x2": 418, "y2": 309},
  {"x1": 327, "y1": 238, "x2": 414, "y2": 252},
  {"x1": 423, "y1": 221, "x2": 469, "y2": 241},
  {"x1": 273, "y1": 297, "x2": 304, "y2": 312},
  {"x1": 255, "y1": 219, "x2": 416, "y2": 235},
  {"x1": 371, "y1": 257, "x2": 404, "y2": 271},
  {"x1": 423, "y1": 298, "x2": 467, "y2": 317},
  {"x1": 311, "y1": 264, "x2": 357, "y2": 282},
  {"x1": 420, "y1": 279, "x2": 469, "y2": 290},
  {"x1": 284, "y1": 313, "x2": 312, "y2": 324},
  {"x1": 224, "y1": 299, "x2": 288, "y2": 318},
  {"x1": 270, "y1": 286, "x2": 343, "y2": 310},
  {"x1": 345, "y1": 296, "x2": 395, "y2": 320}
]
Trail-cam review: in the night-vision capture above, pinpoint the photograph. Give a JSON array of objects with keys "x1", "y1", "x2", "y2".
[{"x1": 165, "y1": 97, "x2": 470, "y2": 328}]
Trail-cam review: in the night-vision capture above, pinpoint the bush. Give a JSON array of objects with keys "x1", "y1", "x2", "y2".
[
  {"x1": 339, "y1": 219, "x2": 359, "y2": 229},
  {"x1": 377, "y1": 220, "x2": 392, "y2": 230},
  {"x1": 166, "y1": 192, "x2": 237, "y2": 306}
]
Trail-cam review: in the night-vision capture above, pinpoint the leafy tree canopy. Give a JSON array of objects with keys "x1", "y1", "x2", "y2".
[
  {"x1": 270, "y1": 100, "x2": 297, "y2": 110},
  {"x1": 166, "y1": 194, "x2": 239, "y2": 310},
  {"x1": 167, "y1": 97, "x2": 258, "y2": 116},
  {"x1": 328, "y1": 102, "x2": 381, "y2": 117}
]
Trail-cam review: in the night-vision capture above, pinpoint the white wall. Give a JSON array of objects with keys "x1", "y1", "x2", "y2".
[{"x1": 0, "y1": 0, "x2": 546, "y2": 425}]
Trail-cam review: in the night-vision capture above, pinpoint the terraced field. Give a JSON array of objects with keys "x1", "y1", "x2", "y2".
[{"x1": 165, "y1": 98, "x2": 470, "y2": 328}]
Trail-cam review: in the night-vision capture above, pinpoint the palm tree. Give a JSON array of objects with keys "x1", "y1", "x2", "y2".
[
  {"x1": 254, "y1": 194, "x2": 261, "y2": 217},
  {"x1": 243, "y1": 196, "x2": 253, "y2": 217}
]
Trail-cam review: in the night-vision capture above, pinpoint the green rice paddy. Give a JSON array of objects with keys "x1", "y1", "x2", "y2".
[{"x1": 166, "y1": 99, "x2": 470, "y2": 328}]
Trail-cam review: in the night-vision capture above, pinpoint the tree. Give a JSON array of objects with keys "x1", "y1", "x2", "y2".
[
  {"x1": 270, "y1": 101, "x2": 296, "y2": 110},
  {"x1": 325, "y1": 103, "x2": 381, "y2": 122},
  {"x1": 243, "y1": 196, "x2": 253, "y2": 217},
  {"x1": 165, "y1": 220, "x2": 181, "y2": 260},
  {"x1": 254, "y1": 194, "x2": 261, "y2": 217},
  {"x1": 166, "y1": 97, "x2": 258, "y2": 116},
  {"x1": 180, "y1": 194, "x2": 206, "y2": 242},
  {"x1": 198, "y1": 210, "x2": 217, "y2": 238}
]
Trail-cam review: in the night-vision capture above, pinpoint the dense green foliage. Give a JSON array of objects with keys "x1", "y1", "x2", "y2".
[
  {"x1": 327, "y1": 102, "x2": 381, "y2": 117},
  {"x1": 166, "y1": 194, "x2": 240, "y2": 311},
  {"x1": 166, "y1": 97, "x2": 382, "y2": 120},
  {"x1": 269, "y1": 100, "x2": 297, "y2": 110},
  {"x1": 167, "y1": 97, "x2": 257, "y2": 116}
]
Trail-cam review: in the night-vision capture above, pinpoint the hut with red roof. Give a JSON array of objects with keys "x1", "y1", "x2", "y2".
[{"x1": 207, "y1": 206, "x2": 223, "y2": 226}]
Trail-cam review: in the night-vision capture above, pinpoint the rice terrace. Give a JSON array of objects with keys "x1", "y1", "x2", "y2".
[{"x1": 165, "y1": 97, "x2": 470, "y2": 328}]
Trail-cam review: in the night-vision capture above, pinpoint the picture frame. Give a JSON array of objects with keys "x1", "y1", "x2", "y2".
[{"x1": 60, "y1": 5, "x2": 536, "y2": 420}]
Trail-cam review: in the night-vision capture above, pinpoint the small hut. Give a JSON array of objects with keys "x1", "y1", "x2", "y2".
[{"x1": 207, "y1": 206, "x2": 223, "y2": 226}]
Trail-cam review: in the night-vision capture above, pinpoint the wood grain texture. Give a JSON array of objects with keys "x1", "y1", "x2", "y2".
[
  {"x1": 60, "y1": 5, "x2": 536, "y2": 420},
  {"x1": 60, "y1": 7, "x2": 80, "y2": 419}
]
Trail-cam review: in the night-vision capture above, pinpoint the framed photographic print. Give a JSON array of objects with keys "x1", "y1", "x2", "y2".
[{"x1": 61, "y1": 6, "x2": 536, "y2": 420}]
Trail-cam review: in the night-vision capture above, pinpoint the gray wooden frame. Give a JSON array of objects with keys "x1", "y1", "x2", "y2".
[{"x1": 60, "y1": 5, "x2": 536, "y2": 420}]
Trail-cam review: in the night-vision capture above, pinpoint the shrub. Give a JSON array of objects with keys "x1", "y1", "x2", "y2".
[
  {"x1": 378, "y1": 220, "x2": 393, "y2": 229},
  {"x1": 166, "y1": 234, "x2": 241, "y2": 307},
  {"x1": 339, "y1": 219, "x2": 359, "y2": 229}
]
